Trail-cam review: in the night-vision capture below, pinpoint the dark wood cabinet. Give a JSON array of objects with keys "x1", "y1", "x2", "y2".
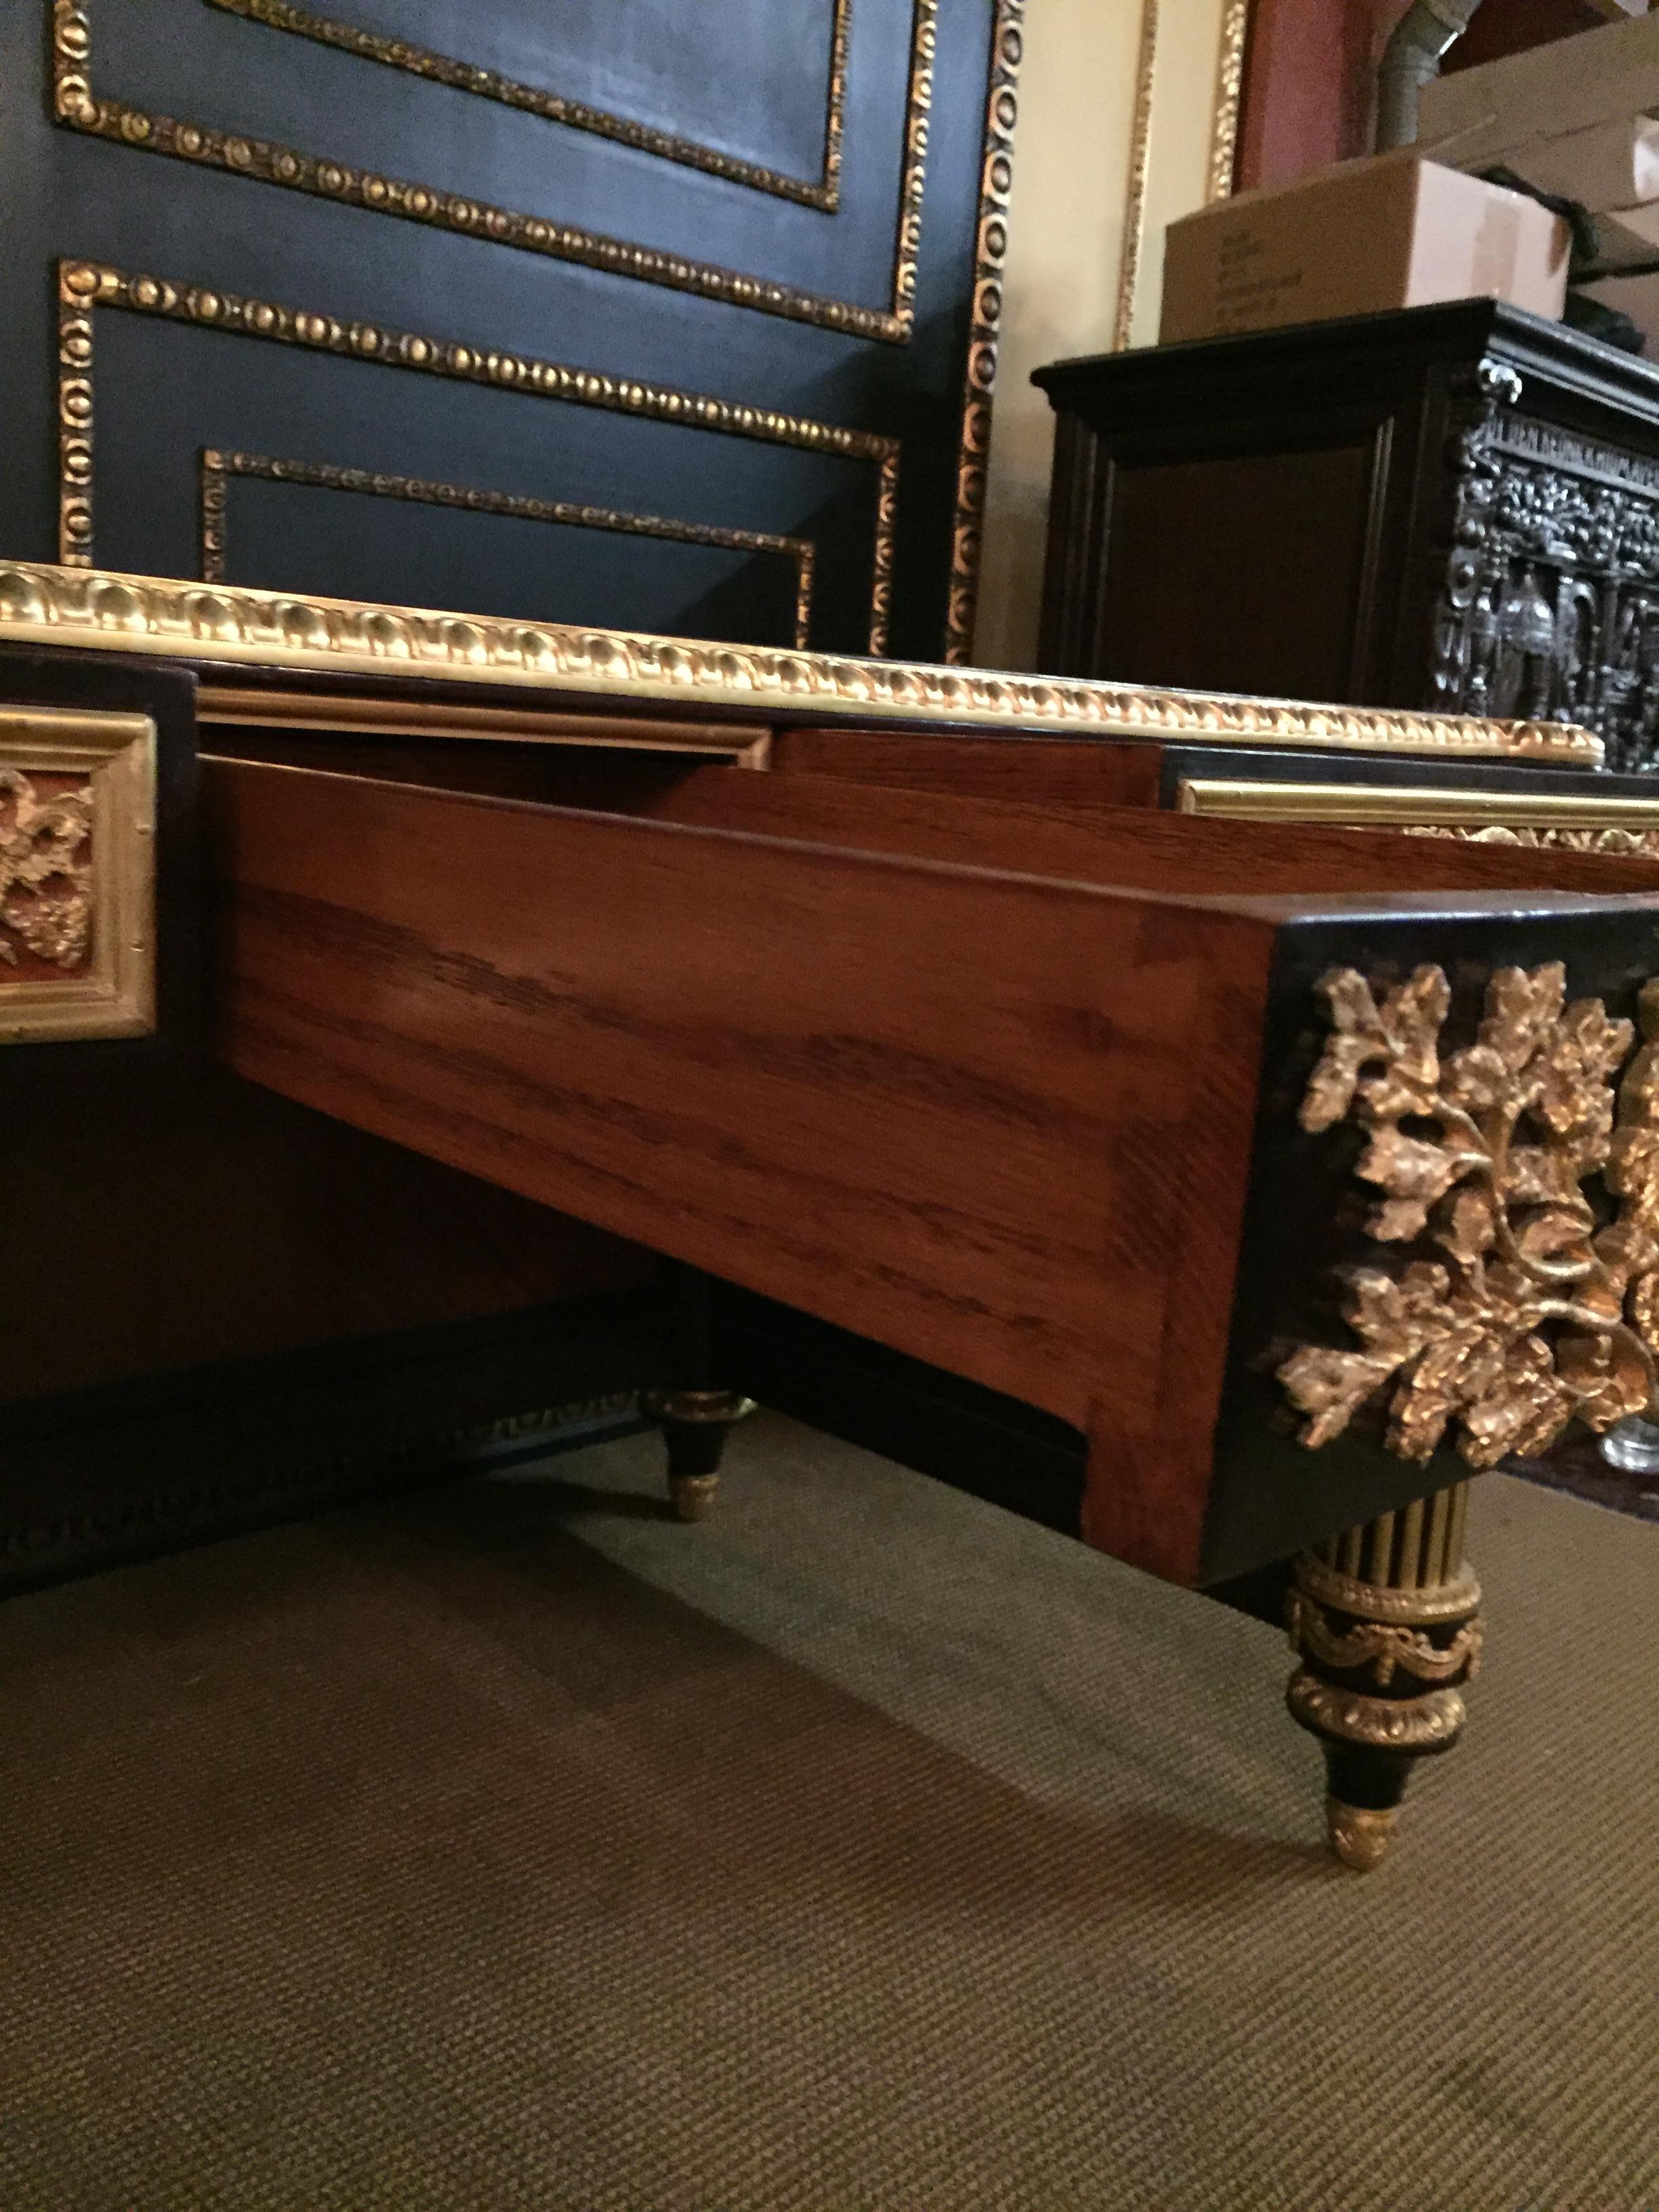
[{"x1": 1034, "y1": 301, "x2": 1659, "y2": 772}]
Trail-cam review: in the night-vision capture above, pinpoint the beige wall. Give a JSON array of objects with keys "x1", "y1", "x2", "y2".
[{"x1": 972, "y1": 0, "x2": 1235, "y2": 672}]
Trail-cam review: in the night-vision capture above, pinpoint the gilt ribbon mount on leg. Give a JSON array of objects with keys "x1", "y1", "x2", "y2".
[{"x1": 1278, "y1": 962, "x2": 1659, "y2": 1465}]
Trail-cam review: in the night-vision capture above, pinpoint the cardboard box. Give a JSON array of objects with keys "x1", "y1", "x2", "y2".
[
  {"x1": 1501, "y1": 112, "x2": 1659, "y2": 214},
  {"x1": 1418, "y1": 11, "x2": 1659, "y2": 171},
  {"x1": 1158, "y1": 153, "x2": 1570, "y2": 347}
]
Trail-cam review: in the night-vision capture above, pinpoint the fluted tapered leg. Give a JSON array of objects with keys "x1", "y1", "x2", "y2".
[{"x1": 1286, "y1": 1481, "x2": 1483, "y2": 1870}]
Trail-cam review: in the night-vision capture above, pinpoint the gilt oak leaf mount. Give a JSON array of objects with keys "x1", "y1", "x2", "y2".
[
  {"x1": 0, "y1": 766, "x2": 94, "y2": 970},
  {"x1": 1277, "y1": 961, "x2": 1659, "y2": 1467}
]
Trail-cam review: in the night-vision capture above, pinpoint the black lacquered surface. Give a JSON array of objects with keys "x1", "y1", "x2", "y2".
[{"x1": 1204, "y1": 894, "x2": 1659, "y2": 1583}]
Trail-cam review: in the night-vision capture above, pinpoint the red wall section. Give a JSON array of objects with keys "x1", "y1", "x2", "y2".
[{"x1": 1235, "y1": 0, "x2": 1613, "y2": 194}]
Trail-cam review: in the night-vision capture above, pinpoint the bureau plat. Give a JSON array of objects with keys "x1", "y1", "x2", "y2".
[{"x1": 8, "y1": 559, "x2": 1659, "y2": 1870}]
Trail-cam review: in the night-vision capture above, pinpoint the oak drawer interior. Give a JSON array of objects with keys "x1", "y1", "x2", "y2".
[{"x1": 199, "y1": 735, "x2": 1659, "y2": 901}]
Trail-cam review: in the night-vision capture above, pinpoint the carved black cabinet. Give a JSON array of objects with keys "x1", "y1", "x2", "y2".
[{"x1": 1035, "y1": 302, "x2": 1659, "y2": 773}]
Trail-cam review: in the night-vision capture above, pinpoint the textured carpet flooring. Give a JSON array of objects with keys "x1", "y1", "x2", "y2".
[{"x1": 1, "y1": 1412, "x2": 1655, "y2": 2211}]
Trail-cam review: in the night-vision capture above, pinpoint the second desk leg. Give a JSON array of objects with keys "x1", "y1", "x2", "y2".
[{"x1": 642, "y1": 1388, "x2": 758, "y2": 1522}]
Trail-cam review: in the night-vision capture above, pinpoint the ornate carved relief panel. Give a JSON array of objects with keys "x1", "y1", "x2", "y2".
[{"x1": 1431, "y1": 363, "x2": 1659, "y2": 771}]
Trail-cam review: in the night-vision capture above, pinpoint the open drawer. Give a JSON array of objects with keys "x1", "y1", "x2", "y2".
[{"x1": 205, "y1": 754, "x2": 1659, "y2": 1564}]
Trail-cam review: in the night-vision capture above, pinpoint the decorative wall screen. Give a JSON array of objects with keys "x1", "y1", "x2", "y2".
[{"x1": 0, "y1": 0, "x2": 1021, "y2": 660}]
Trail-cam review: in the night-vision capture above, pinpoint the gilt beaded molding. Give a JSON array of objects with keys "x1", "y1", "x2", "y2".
[
  {"x1": 0, "y1": 704, "x2": 156, "y2": 1045},
  {"x1": 199, "y1": 451, "x2": 816, "y2": 652},
  {"x1": 52, "y1": 0, "x2": 930, "y2": 344},
  {"x1": 943, "y1": 0, "x2": 1021, "y2": 663},
  {"x1": 0, "y1": 558, "x2": 1614, "y2": 759},
  {"x1": 58, "y1": 260, "x2": 894, "y2": 653},
  {"x1": 1113, "y1": 0, "x2": 1162, "y2": 355},
  {"x1": 1206, "y1": 0, "x2": 1248, "y2": 203},
  {"x1": 207, "y1": 0, "x2": 854, "y2": 211}
]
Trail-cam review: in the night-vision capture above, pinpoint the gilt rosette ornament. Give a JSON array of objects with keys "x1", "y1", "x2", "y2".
[{"x1": 1278, "y1": 962, "x2": 1659, "y2": 1465}]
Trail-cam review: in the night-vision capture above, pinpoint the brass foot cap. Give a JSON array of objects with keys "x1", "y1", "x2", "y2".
[
  {"x1": 670, "y1": 1473, "x2": 720, "y2": 1524},
  {"x1": 1326, "y1": 1799, "x2": 1398, "y2": 1872}
]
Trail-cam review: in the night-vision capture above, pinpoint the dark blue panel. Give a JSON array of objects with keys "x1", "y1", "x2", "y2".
[{"x1": 0, "y1": 0, "x2": 1000, "y2": 658}]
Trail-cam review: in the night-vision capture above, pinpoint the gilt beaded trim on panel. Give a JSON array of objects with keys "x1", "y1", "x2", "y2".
[
  {"x1": 943, "y1": 0, "x2": 1022, "y2": 663},
  {"x1": 52, "y1": 0, "x2": 930, "y2": 342},
  {"x1": 199, "y1": 451, "x2": 817, "y2": 651},
  {"x1": 57, "y1": 260, "x2": 894, "y2": 653},
  {"x1": 207, "y1": 0, "x2": 855, "y2": 211}
]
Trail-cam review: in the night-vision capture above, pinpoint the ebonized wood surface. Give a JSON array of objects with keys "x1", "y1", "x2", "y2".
[
  {"x1": 0, "y1": 645, "x2": 666, "y2": 1582},
  {"x1": 1206, "y1": 896, "x2": 1659, "y2": 1580}
]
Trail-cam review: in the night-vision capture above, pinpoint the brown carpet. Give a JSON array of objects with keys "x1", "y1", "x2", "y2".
[{"x1": 1, "y1": 1412, "x2": 1655, "y2": 2211}]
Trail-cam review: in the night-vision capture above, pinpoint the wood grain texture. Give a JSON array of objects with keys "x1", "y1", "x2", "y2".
[
  {"x1": 0, "y1": 650, "x2": 656, "y2": 1414},
  {"x1": 573, "y1": 768, "x2": 1659, "y2": 900},
  {"x1": 766, "y1": 729, "x2": 1167, "y2": 807},
  {"x1": 204, "y1": 742, "x2": 1659, "y2": 899},
  {"x1": 201, "y1": 731, "x2": 725, "y2": 812},
  {"x1": 206, "y1": 758, "x2": 1286, "y2": 1581}
]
